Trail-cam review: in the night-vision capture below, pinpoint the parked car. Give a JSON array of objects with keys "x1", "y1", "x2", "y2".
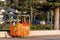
[
  {"x1": 32, "y1": 19, "x2": 46, "y2": 25},
  {"x1": 32, "y1": 20, "x2": 40, "y2": 24}
]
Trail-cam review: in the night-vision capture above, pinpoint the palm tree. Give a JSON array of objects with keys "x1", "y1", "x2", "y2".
[
  {"x1": 5, "y1": 0, "x2": 60, "y2": 30},
  {"x1": 47, "y1": 2, "x2": 60, "y2": 30},
  {"x1": 36, "y1": 1, "x2": 60, "y2": 30},
  {"x1": 54, "y1": 6, "x2": 59, "y2": 30}
]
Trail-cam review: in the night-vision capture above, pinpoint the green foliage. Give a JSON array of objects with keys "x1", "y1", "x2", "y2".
[
  {"x1": 30, "y1": 24, "x2": 53, "y2": 30},
  {"x1": 12, "y1": 0, "x2": 39, "y2": 14},
  {"x1": 36, "y1": 13, "x2": 46, "y2": 21},
  {"x1": 0, "y1": 2, "x2": 4, "y2": 7},
  {"x1": 0, "y1": 22, "x2": 53, "y2": 30},
  {"x1": 48, "y1": 2, "x2": 60, "y2": 7},
  {"x1": 0, "y1": 23, "x2": 10, "y2": 30},
  {"x1": 39, "y1": 14, "x2": 46, "y2": 21}
]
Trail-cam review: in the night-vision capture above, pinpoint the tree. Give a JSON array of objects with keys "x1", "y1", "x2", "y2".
[
  {"x1": 11, "y1": 0, "x2": 39, "y2": 24},
  {"x1": 5, "y1": 0, "x2": 60, "y2": 30},
  {"x1": 47, "y1": 1, "x2": 60, "y2": 30},
  {"x1": 54, "y1": 7, "x2": 59, "y2": 30},
  {"x1": 36, "y1": 0, "x2": 60, "y2": 30}
]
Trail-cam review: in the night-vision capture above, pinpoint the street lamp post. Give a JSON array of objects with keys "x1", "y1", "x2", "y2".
[
  {"x1": 30, "y1": 0, "x2": 33, "y2": 24},
  {"x1": 47, "y1": 12, "x2": 50, "y2": 24},
  {"x1": 51, "y1": 10, "x2": 53, "y2": 24}
]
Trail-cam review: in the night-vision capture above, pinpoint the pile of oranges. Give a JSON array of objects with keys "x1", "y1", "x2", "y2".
[{"x1": 10, "y1": 20, "x2": 30, "y2": 37}]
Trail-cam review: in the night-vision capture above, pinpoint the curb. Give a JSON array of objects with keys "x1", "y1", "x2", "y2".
[
  {"x1": 29, "y1": 30, "x2": 60, "y2": 36},
  {"x1": 0, "y1": 30, "x2": 60, "y2": 37}
]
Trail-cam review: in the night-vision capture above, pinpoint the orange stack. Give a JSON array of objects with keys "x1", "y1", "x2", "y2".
[
  {"x1": 10, "y1": 22, "x2": 13, "y2": 36},
  {"x1": 10, "y1": 17, "x2": 30, "y2": 37},
  {"x1": 10, "y1": 22, "x2": 16, "y2": 36},
  {"x1": 15, "y1": 23, "x2": 23, "y2": 36},
  {"x1": 22, "y1": 22, "x2": 30, "y2": 36}
]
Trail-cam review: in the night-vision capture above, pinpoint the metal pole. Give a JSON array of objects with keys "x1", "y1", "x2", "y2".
[
  {"x1": 51, "y1": 10, "x2": 53, "y2": 24},
  {"x1": 30, "y1": 0, "x2": 33, "y2": 24},
  {"x1": 47, "y1": 12, "x2": 50, "y2": 24}
]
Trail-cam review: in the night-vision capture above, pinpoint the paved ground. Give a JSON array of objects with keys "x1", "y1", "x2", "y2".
[{"x1": 0, "y1": 35, "x2": 60, "y2": 40}]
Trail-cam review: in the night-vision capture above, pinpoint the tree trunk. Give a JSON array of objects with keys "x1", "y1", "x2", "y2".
[{"x1": 54, "y1": 7, "x2": 59, "y2": 30}]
